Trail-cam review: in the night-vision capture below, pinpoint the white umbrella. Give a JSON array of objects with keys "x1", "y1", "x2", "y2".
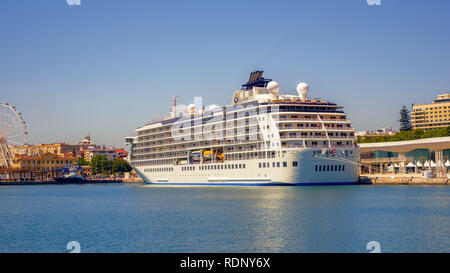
[
  {"x1": 387, "y1": 164, "x2": 394, "y2": 169},
  {"x1": 416, "y1": 161, "x2": 423, "y2": 167},
  {"x1": 406, "y1": 162, "x2": 415, "y2": 167},
  {"x1": 424, "y1": 160, "x2": 430, "y2": 167},
  {"x1": 445, "y1": 160, "x2": 450, "y2": 167},
  {"x1": 430, "y1": 160, "x2": 436, "y2": 167},
  {"x1": 394, "y1": 163, "x2": 400, "y2": 168}
]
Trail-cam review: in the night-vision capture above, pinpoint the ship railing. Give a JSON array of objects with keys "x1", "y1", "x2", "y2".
[
  {"x1": 303, "y1": 144, "x2": 354, "y2": 148},
  {"x1": 278, "y1": 126, "x2": 324, "y2": 130},
  {"x1": 134, "y1": 137, "x2": 265, "y2": 151},
  {"x1": 324, "y1": 126, "x2": 353, "y2": 130},
  {"x1": 282, "y1": 145, "x2": 306, "y2": 148},
  {"x1": 325, "y1": 135, "x2": 349, "y2": 138},
  {"x1": 224, "y1": 148, "x2": 263, "y2": 154},
  {"x1": 321, "y1": 119, "x2": 349, "y2": 122},
  {"x1": 278, "y1": 119, "x2": 345, "y2": 123},
  {"x1": 280, "y1": 135, "x2": 327, "y2": 139},
  {"x1": 276, "y1": 117, "x2": 319, "y2": 122},
  {"x1": 132, "y1": 140, "x2": 267, "y2": 156}
]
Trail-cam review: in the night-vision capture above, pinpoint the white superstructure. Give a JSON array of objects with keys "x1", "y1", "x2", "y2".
[{"x1": 125, "y1": 71, "x2": 360, "y2": 185}]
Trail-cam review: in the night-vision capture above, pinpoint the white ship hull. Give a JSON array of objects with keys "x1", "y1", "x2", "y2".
[
  {"x1": 126, "y1": 71, "x2": 361, "y2": 186},
  {"x1": 132, "y1": 147, "x2": 359, "y2": 186}
]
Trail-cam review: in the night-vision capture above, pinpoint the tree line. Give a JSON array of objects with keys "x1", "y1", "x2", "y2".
[
  {"x1": 357, "y1": 126, "x2": 450, "y2": 143},
  {"x1": 75, "y1": 155, "x2": 132, "y2": 176},
  {"x1": 357, "y1": 105, "x2": 450, "y2": 143}
]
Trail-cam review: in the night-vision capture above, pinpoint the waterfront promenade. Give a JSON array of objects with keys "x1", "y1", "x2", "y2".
[
  {"x1": 361, "y1": 175, "x2": 448, "y2": 185},
  {"x1": 0, "y1": 177, "x2": 143, "y2": 185},
  {"x1": 0, "y1": 179, "x2": 122, "y2": 186},
  {"x1": 359, "y1": 137, "x2": 450, "y2": 182}
]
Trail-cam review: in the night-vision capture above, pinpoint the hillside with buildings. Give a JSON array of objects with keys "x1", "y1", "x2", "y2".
[{"x1": 2, "y1": 135, "x2": 130, "y2": 181}]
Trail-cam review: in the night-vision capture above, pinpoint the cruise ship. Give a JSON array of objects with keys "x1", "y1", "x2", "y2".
[{"x1": 125, "y1": 71, "x2": 360, "y2": 185}]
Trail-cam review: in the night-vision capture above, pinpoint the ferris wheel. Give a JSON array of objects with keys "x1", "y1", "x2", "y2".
[{"x1": 0, "y1": 103, "x2": 27, "y2": 168}]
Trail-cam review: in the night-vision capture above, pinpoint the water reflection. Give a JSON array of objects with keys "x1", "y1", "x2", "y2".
[{"x1": 0, "y1": 184, "x2": 448, "y2": 252}]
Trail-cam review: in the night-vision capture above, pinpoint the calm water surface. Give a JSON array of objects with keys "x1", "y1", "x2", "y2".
[{"x1": 0, "y1": 184, "x2": 448, "y2": 252}]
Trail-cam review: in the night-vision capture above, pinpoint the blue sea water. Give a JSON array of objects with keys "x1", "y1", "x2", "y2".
[{"x1": 0, "y1": 184, "x2": 448, "y2": 253}]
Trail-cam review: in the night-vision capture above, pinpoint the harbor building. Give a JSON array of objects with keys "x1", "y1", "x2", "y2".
[
  {"x1": 10, "y1": 142, "x2": 81, "y2": 157},
  {"x1": 359, "y1": 136, "x2": 450, "y2": 178},
  {"x1": 12, "y1": 153, "x2": 75, "y2": 171},
  {"x1": 116, "y1": 149, "x2": 129, "y2": 159},
  {"x1": 3, "y1": 153, "x2": 76, "y2": 181},
  {"x1": 76, "y1": 134, "x2": 97, "y2": 150},
  {"x1": 412, "y1": 94, "x2": 450, "y2": 130},
  {"x1": 75, "y1": 134, "x2": 124, "y2": 162},
  {"x1": 9, "y1": 135, "x2": 125, "y2": 163},
  {"x1": 355, "y1": 128, "x2": 396, "y2": 137},
  {"x1": 84, "y1": 147, "x2": 120, "y2": 161},
  {"x1": 36, "y1": 143, "x2": 79, "y2": 155}
]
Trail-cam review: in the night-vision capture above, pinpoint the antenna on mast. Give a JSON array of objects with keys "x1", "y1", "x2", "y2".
[{"x1": 170, "y1": 96, "x2": 178, "y2": 118}]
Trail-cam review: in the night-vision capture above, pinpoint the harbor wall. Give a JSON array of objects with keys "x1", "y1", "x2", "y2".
[{"x1": 360, "y1": 175, "x2": 448, "y2": 185}]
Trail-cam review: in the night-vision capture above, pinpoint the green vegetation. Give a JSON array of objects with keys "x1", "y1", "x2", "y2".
[
  {"x1": 75, "y1": 156, "x2": 89, "y2": 166},
  {"x1": 89, "y1": 155, "x2": 108, "y2": 175},
  {"x1": 399, "y1": 105, "x2": 412, "y2": 131},
  {"x1": 357, "y1": 126, "x2": 450, "y2": 143},
  {"x1": 89, "y1": 155, "x2": 132, "y2": 176},
  {"x1": 111, "y1": 158, "x2": 132, "y2": 174}
]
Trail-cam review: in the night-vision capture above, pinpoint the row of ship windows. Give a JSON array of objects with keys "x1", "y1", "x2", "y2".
[
  {"x1": 183, "y1": 164, "x2": 247, "y2": 171},
  {"x1": 144, "y1": 167, "x2": 174, "y2": 173},
  {"x1": 136, "y1": 122, "x2": 352, "y2": 143},
  {"x1": 137, "y1": 111, "x2": 269, "y2": 136},
  {"x1": 143, "y1": 161, "x2": 301, "y2": 172},
  {"x1": 259, "y1": 161, "x2": 295, "y2": 168},
  {"x1": 279, "y1": 115, "x2": 345, "y2": 120},
  {"x1": 138, "y1": 109, "x2": 344, "y2": 136},
  {"x1": 142, "y1": 163, "x2": 346, "y2": 173},
  {"x1": 315, "y1": 165, "x2": 345, "y2": 172},
  {"x1": 144, "y1": 164, "x2": 250, "y2": 172}
]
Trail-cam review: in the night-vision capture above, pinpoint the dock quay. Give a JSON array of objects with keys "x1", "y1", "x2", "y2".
[
  {"x1": 0, "y1": 179, "x2": 123, "y2": 186},
  {"x1": 358, "y1": 137, "x2": 450, "y2": 185},
  {"x1": 360, "y1": 175, "x2": 448, "y2": 185}
]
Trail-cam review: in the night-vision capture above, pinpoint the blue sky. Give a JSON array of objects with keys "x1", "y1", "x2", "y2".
[{"x1": 1, "y1": 0, "x2": 449, "y2": 148}]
